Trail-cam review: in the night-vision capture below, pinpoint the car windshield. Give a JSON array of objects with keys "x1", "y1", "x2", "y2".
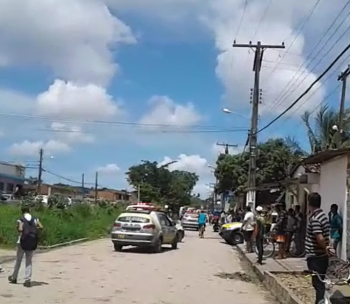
[{"x1": 117, "y1": 215, "x2": 150, "y2": 223}]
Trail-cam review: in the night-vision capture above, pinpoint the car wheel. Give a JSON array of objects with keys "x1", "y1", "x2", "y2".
[
  {"x1": 114, "y1": 243, "x2": 123, "y2": 251},
  {"x1": 171, "y1": 236, "x2": 178, "y2": 249},
  {"x1": 152, "y1": 237, "x2": 163, "y2": 253},
  {"x1": 230, "y1": 231, "x2": 244, "y2": 245}
]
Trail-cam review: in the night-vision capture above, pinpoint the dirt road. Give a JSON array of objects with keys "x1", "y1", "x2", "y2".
[{"x1": 0, "y1": 230, "x2": 275, "y2": 304}]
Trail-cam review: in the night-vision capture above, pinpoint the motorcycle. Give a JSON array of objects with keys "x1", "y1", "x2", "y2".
[{"x1": 213, "y1": 221, "x2": 220, "y2": 232}]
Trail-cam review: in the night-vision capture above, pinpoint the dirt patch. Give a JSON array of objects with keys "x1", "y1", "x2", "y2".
[
  {"x1": 275, "y1": 273, "x2": 315, "y2": 304},
  {"x1": 214, "y1": 271, "x2": 253, "y2": 282}
]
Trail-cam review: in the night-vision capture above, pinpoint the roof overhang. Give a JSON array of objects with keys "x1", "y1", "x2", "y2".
[{"x1": 303, "y1": 147, "x2": 350, "y2": 164}]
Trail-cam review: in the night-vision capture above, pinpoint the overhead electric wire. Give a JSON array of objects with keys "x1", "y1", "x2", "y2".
[
  {"x1": 43, "y1": 168, "x2": 94, "y2": 185},
  {"x1": 266, "y1": 0, "x2": 322, "y2": 78},
  {"x1": 257, "y1": 39, "x2": 350, "y2": 134},
  {"x1": 282, "y1": 51, "x2": 350, "y2": 120},
  {"x1": 266, "y1": 0, "x2": 350, "y2": 112},
  {"x1": 235, "y1": 0, "x2": 249, "y2": 40},
  {"x1": 0, "y1": 112, "x2": 247, "y2": 132},
  {"x1": 251, "y1": 0, "x2": 274, "y2": 40}
]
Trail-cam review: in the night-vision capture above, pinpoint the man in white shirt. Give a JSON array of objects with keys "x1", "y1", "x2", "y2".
[{"x1": 241, "y1": 205, "x2": 255, "y2": 253}]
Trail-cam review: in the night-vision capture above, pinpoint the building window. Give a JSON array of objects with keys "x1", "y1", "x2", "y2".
[
  {"x1": 0, "y1": 182, "x2": 4, "y2": 192},
  {"x1": 7, "y1": 183, "x2": 14, "y2": 193}
]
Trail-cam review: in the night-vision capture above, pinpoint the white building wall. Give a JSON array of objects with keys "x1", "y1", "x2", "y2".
[
  {"x1": 319, "y1": 156, "x2": 347, "y2": 260},
  {"x1": 0, "y1": 162, "x2": 25, "y2": 177}
]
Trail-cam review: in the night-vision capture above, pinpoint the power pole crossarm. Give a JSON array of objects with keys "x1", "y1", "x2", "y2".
[
  {"x1": 216, "y1": 142, "x2": 238, "y2": 155},
  {"x1": 232, "y1": 40, "x2": 285, "y2": 210}
]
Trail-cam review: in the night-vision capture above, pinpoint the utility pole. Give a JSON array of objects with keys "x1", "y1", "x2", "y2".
[
  {"x1": 137, "y1": 184, "x2": 141, "y2": 203},
  {"x1": 216, "y1": 142, "x2": 238, "y2": 155},
  {"x1": 94, "y1": 171, "x2": 98, "y2": 204},
  {"x1": 81, "y1": 173, "x2": 85, "y2": 199},
  {"x1": 37, "y1": 148, "x2": 43, "y2": 195},
  {"x1": 338, "y1": 65, "x2": 350, "y2": 130},
  {"x1": 232, "y1": 41, "x2": 285, "y2": 209}
]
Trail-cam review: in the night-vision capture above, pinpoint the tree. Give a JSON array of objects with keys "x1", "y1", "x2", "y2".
[
  {"x1": 126, "y1": 161, "x2": 199, "y2": 210},
  {"x1": 214, "y1": 137, "x2": 306, "y2": 194},
  {"x1": 301, "y1": 105, "x2": 350, "y2": 153}
]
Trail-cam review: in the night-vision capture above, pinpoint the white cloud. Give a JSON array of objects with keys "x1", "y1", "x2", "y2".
[
  {"x1": 9, "y1": 140, "x2": 70, "y2": 157},
  {"x1": 160, "y1": 154, "x2": 210, "y2": 175},
  {"x1": 105, "y1": 0, "x2": 349, "y2": 116},
  {"x1": 159, "y1": 153, "x2": 215, "y2": 197},
  {"x1": 97, "y1": 163, "x2": 121, "y2": 174},
  {"x1": 36, "y1": 80, "x2": 121, "y2": 120},
  {"x1": 51, "y1": 122, "x2": 94, "y2": 144},
  {"x1": 0, "y1": 0, "x2": 136, "y2": 85},
  {"x1": 139, "y1": 95, "x2": 201, "y2": 127}
]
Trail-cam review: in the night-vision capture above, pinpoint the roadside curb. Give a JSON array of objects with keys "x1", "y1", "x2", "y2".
[
  {"x1": 0, "y1": 237, "x2": 93, "y2": 264},
  {"x1": 236, "y1": 245, "x2": 303, "y2": 304}
]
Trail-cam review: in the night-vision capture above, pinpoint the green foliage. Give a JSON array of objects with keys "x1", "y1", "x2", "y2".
[
  {"x1": 127, "y1": 160, "x2": 199, "y2": 211},
  {"x1": 301, "y1": 105, "x2": 350, "y2": 152},
  {"x1": 0, "y1": 200, "x2": 120, "y2": 248},
  {"x1": 215, "y1": 137, "x2": 307, "y2": 193}
]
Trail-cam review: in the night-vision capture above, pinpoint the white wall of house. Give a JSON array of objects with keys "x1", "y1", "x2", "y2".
[{"x1": 319, "y1": 156, "x2": 347, "y2": 260}]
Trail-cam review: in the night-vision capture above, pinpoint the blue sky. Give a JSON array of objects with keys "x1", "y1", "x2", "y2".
[{"x1": 0, "y1": 0, "x2": 348, "y2": 196}]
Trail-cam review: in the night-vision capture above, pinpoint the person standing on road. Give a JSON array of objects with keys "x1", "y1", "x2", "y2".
[
  {"x1": 8, "y1": 205, "x2": 43, "y2": 287},
  {"x1": 305, "y1": 192, "x2": 333, "y2": 304},
  {"x1": 241, "y1": 205, "x2": 254, "y2": 253},
  {"x1": 274, "y1": 203, "x2": 287, "y2": 259},
  {"x1": 329, "y1": 203, "x2": 342, "y2": 254},
  {"x1": 198, "y1": 209, "x2": 207, "y2": 238},
  {"x1": 285, "y1": 208, "x2": 296, "y2": 254},
  {"x1": 254, "y1": 206, "x2": 265, "y2": 265}
]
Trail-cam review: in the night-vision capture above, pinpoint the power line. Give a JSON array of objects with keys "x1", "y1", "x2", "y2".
[
  {"x1": 251, "y1": 0, "x2": 274, "y2": 40},
  {"x1": 235, "y1": 0, "x2": 249, "y2": 40},
  {"x1": 0, "y1": 112, "x2": 247, "y2": 131},
  {"x1": 257, "y1": 40, "x2": 350, "y2": 133},
  {"x1": 267, "y1": 1, "x2": 350, "y2": 112},
  {"x1": 267, "y1": 0, "x2": 322, "y2": 77},
  {"x1": 43, "y1": 168, "x2": 94, "y2": 185}
]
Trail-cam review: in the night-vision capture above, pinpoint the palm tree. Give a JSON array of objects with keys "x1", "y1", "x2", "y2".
[{"x1": 301, "y1": 105, "x2": 350, "y2": 153}]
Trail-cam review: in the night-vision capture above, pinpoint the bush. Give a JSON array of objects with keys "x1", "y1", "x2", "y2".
[{"x1": 0, "y1": 200, "x2": 121, "y2": 248}]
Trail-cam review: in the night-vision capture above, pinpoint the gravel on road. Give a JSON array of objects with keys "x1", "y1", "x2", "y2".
[{"x1": 0, "y1": 230, "x2": 276, "y2": 304}]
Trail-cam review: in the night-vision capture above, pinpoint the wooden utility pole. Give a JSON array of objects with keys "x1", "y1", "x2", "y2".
[
  {"x1": 81, "y1": 173, "x2": 85, "y2": 199},
  {"x1": 37, "y1": 148, "x2": 43, "y2": 195},
  {"x1": 216, "y1": 142, "x2": 238, "y2": 155},
  {"x1": 94, "y1": 172, "x2": 98, "y2": 204},
  {"x1": 338, "y1": 65, "x2": 350, "y2": 130},
  {"x1": 232, "y1": 41, "x2": 285, "y2": 209}
]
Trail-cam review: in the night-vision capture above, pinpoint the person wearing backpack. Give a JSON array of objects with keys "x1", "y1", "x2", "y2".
[{"x1": 8, "y1": 206, "x2": 43, "y2": 287}]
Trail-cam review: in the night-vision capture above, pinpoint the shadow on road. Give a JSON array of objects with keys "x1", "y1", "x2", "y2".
[
  {"x1": 115, "y1": 246, "x2": 175, "y2": 255},
  {"x1": 30, "y1": 281, "x2": 49, "y2": 287}
]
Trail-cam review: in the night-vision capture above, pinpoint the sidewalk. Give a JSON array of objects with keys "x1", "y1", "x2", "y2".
[{"x1": 237, "y1": 244, "x2": 350, "y2": 303}]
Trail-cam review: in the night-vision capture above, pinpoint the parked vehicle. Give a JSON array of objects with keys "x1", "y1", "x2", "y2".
[
  {"x1": 111, "y1": 209, "x2": 179, "y2": 253},
  {"x1": 34, "y1": 195, "x2": 49, "y2": 204},
  {"x1": 219, "y1": 222, "x2": 244, "y2": 245},
  {"x1": 181, "y1": 212, "x2": 199, "y2": 230}
]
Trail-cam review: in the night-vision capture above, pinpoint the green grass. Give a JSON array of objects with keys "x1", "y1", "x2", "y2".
[{"x1": 0, "y1": 203, "x2": 121, "y2": 248}]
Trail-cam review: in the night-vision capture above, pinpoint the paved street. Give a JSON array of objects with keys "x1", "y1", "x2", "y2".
[{"x1": 0, "y1": 230, "x2": 275, "y2": 304}]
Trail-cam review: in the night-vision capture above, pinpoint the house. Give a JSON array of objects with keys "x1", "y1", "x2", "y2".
[
  {"x1": 89, "y1": 188, "x2": 133, "y2": 202},
  {"x1": 303, "y1": 147, "x2": 350, "y2": 260},
  {"x1": 0, "y1": 161, "x2": 26, "y2": 193},
  {"x1": 284, "y1": 164, "x2": 320, "y2": 214},
  {"x1": 24, "y1": 183, "x2": 80, "y2": 198}
]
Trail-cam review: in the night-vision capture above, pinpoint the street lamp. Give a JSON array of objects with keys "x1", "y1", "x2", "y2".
[{"x1": 222, "y1": 108, "x2": 250, "y2": 120}]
